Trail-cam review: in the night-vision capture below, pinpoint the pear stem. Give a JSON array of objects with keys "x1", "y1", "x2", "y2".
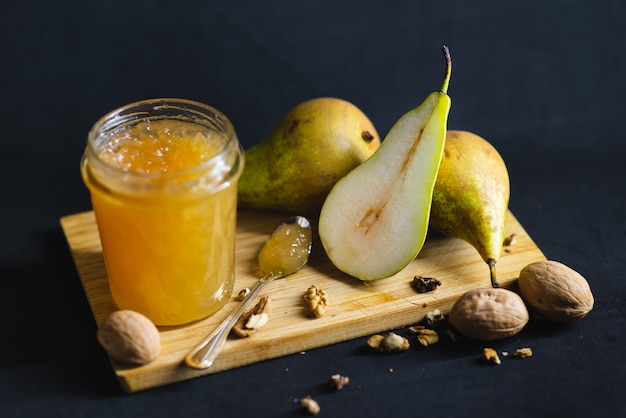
[
  {"x1": 488, "y1": 259, "x2": 499, "y2": 288},
  {"x1": 440, "y1": 45, "x2": 452, "y2": 94}
]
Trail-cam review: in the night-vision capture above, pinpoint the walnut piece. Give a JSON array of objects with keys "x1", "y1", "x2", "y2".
[
  {"x1": 232, "y1": 296, "x2": 272, "y2": 337},
  {"x1": 329, "y1": 374, "x2": 350, "y2": 390},
  {"x1": 412, "y1": 276, "x2": 442, "y2": 293},
  {"x1": 367, "y1": 332, "x2": 410, "y2": 352},
  {"x1": 97, "y1": 310, "x2": 161, "y2": 365},
  {"x1": 300, "y1": 397, "x2": 320, "y2": 415},
  {"x1": 304, "y1": 285, "x2": 329, "y2": 317},
  {"x1": 425, "y1": 308, "x2": 445, "y2": 325},
  {"x1": 409, "y1": 326, "x2": 439, "y2": 347},
  {"x1": 483, "y1": 347, "x2": 501, "y2": 365},
  {"x1": 513, "y1": 347, "x2": 533, "y2": 359}
]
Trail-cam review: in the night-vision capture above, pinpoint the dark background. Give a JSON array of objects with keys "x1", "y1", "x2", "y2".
[{"x1": 1, "y1": 1, "x2": 625, "y2": 417}]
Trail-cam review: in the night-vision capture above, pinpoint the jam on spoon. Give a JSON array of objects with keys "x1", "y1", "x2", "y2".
[{"x1": 185, "y1": 216, "x2": 312, "y2": 369}]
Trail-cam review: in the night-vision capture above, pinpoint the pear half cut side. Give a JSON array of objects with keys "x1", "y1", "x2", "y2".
[{"x1": 318, "y1": 46, "x2": 452, "y2": 281}]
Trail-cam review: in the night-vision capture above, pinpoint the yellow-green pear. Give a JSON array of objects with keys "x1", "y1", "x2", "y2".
[
  {"x1": 238, "y1": 97, "x2": 380, "y2": 214},
  {"x1": 319, "y1": 46, "x2": 452, "y2": 281},
  {"x1": 430, "y1": 130, "x2": 510, "y2": 288}
]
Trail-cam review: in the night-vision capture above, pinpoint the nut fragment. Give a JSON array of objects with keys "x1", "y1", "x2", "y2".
[
  {"x1": 409, "y1": 326, "x2": 439, "y2": 346},
  {"x1": 425, "y1": 308, "x2": 445, "y2": 325},
  {"x1": 300, "y1": 397, "x2": 320, "y2": 415},
  {"x1": 448, "y1": 288, "x2": 529, "y2": 341},
  {"x1": 518, "y1": 260, "x2": 594, "y2": 323},
  {"x1": 483, "y1": 347, "x2": 501, "y2": 365},
  {"x1": 367, "y1": 334, "x2": 386, "y2": 350},
  {"x1": 329, "y1": 374, "x2": 350, "y2": 390},
  {"x1": 367, "y1": 332, "x2": 410, "y2": 352},
  {"x1": 412, "y1": 276, "x2": 442, "y2": 293},
  {"x1": 304, "y1": 285, "x2": 329, "y2": 317},
  {"x1": 513, "y1": 347, "x2": 533, "y2": 359},
  {"x1": 236, "y1": 288, "x2": 250, "y2": 301},
  {"x1": 503, "y1": 233, "x2": 518, "y2": 246},
  {"x1": 418, "y1": 329, "x2": 439, "y2": 347},
  {"x1": 232, "y1": 296, "x2": 272, "y2": 337},
  {"x1": 97, "y1": 310, "x2": 161, "y2": 365}
]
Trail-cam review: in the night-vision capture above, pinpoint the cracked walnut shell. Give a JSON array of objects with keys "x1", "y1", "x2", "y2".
[{"x1": 519, "y1": 260, "x2": 594, "y2": 323}]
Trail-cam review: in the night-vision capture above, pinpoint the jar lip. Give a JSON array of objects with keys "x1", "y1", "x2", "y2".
[{"x1": 86, "y1": 98, "x2": 238, "y2": 181}]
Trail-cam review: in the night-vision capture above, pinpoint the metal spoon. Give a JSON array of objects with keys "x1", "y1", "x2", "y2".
[{"x1": 185, "y1": 216, "x2": 312, "y2": 370}]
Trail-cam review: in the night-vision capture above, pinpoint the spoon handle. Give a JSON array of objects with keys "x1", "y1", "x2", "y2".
[{"x1": 185, "y1": 276, "x2": 273, "y2": 369}]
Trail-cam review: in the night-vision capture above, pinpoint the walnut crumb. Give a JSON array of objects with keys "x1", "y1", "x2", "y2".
[
  {"x1": 329, "y1": 374, "x2": 350, "y2": 390},
  {"x1": 513, "y1": 347, "x2": 533, "y2": 359},
  {"x1": 236, "y1": 288, "x2": 250, "y2": 301},
  {"x1": 503, "y1": 233, "x2": 518, "y2": 246},
  {"x1": 300, "y1": 397, "x2": 320, "y2": 415},
  {"x1": 304, "y1": 285, "x2": 329, "y2": 317},
  {"x1": 483, "y1": 347, "x2": 501, "y2": 365}
]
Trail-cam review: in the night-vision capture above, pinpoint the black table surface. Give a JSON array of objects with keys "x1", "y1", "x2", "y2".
[{"x1": 2, "y1": 1, "x2": 625, "y2": 417}]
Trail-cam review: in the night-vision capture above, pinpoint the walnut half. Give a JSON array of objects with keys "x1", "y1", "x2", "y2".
[{"x1": 304, "y1": 285, "x2": 329, "y2": 317}]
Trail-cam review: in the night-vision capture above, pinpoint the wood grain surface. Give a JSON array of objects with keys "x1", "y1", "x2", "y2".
[{"x1": 60, "y1": 209, "x2": 545, "y2": 393}]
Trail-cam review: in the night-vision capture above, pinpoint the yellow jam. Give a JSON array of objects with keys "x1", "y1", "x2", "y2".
[{"x1": 83, "y1": 118, "x2": 241, "y2": 326}]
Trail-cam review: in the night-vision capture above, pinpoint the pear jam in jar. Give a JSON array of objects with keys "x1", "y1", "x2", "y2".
[{"x1": 81, "y1": 99, "x2": 244, "y2": 326}]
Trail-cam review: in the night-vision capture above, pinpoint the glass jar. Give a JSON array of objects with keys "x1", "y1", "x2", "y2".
[{"x1": 81, "y1": 98, "x2": 244, "y2": 326}]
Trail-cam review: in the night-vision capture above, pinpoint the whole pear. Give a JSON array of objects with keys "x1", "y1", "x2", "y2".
[
  {"x1": 429, "y1": 130, "x2": 510, "y2": 287},
  {"x1": 238, "y1": 97, "x2": 380, "y2": 214}
]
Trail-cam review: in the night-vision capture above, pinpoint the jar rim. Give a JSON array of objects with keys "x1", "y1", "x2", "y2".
[
  {"x1": 86, "y1": 98, "x2": 237, "y2": 180},
  {"x1": 83, "y1": 98, "x2": 243, "y2": 196}
]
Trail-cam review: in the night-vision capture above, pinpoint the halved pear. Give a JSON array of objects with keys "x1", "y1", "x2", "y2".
[{"x1": 318, "y1": 46, "x2": 453, "y2": 281}]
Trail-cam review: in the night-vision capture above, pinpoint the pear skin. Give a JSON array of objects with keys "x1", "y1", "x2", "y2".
[
  {"x1": 319, "y1": 46, "x2": 452, "y2": 281},
  {"x1": 429, "y1": 130, "x2": 510, "y2": 287},
  {"x1": 238, "y1": 98, "x2": 380, "y2": 214}
]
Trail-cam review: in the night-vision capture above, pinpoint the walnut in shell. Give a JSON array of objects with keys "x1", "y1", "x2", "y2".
[
  {"x1": 448, "y1": 288, "x2": 529, "y2": 341},
  {"x1": 97, "y1": 310, "x2": 161, "y2": 365},
  {"x1": 518, "y1": 260, "x2": 594, "y2": 323}
]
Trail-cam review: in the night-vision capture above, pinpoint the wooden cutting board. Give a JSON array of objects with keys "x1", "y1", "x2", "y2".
[{"x1": 60, "y1": 209, "x2": 545, "y2": 393}]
